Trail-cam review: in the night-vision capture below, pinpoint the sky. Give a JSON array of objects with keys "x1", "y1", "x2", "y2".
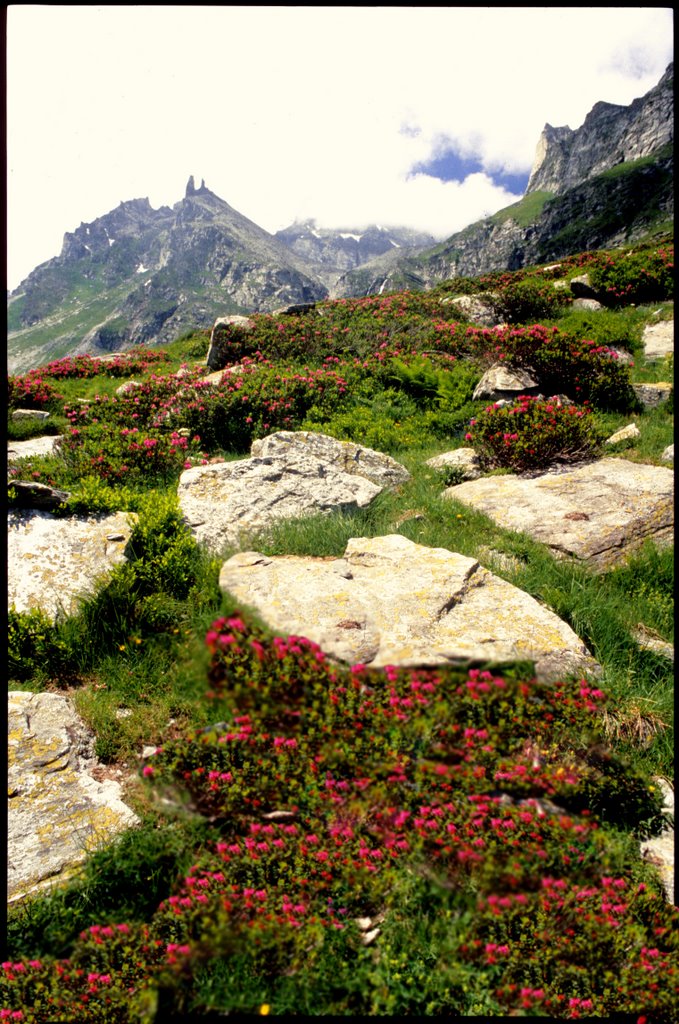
[{"x1": 5, "y1": 5, "x2": 674, "y2": 292}]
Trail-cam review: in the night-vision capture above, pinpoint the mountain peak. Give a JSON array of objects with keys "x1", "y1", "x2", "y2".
[{"x1": 185, "y1": 175, "x2": 209, "y2": 197}]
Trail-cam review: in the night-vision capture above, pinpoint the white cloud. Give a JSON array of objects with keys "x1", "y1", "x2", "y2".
[{"x1": 6, "y1": 6, "x2": 673, "y2": 291}]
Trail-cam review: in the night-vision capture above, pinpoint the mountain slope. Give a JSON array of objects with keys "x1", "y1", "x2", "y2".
[
  {"x1": 334, "y1": 64, "x2": 673, "y2": 297},
  {"x1": 8, "y1": 178, "x2": 330, "y2": 372}
]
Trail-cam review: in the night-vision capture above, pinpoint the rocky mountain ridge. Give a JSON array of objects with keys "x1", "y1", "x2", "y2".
[
  {"x1": 526, "y1": 63, "x2": 673, "y2": 194},
  {"x1": 7, "y1": 65, "x2": 673, "y2": 373}
]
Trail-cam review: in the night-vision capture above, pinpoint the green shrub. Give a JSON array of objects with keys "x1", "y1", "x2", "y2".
[
  {"x1": 490, "y1": 276, "x2": 570, "y2": 324},
  {"x1": 553, "y1": 307, "x2": 644, "y2": 356},
  {"x1": 8, "y1": 606, "x2": 71, "y2": 682},
  {"x1": 587, "y1": 244, "x2": 674, "y2": 306},
  {"x1": 467, "y1": 396, "x2": 605, "y2": 472}
]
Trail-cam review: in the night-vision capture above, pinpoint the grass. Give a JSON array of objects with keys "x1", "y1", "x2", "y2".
[{"x1": 5, "y1": 238, "x2": 676, "y2": 1019}]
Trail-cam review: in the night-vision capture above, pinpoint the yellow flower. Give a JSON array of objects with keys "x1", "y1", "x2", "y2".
[
  {"x1": 118, "y1": 644, "x2": 126, "y2": 651},
  {"x1": 259, "y1": 1006, "x2": 271, "y2": 1016}
]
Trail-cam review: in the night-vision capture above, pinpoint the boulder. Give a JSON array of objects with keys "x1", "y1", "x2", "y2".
[
  {"x1": 7, "y1": 510, "x2": 137, "y2": 620},
  {"x1": 219, "y1": 533, "x2": 601, "y2": 683},
  {"x1": 605, "y1": 422, "x2": 640, "y2": 445},
  {"x1": 426, "y1": 447, "x2": 482, "y2": 481},
  {"x1": 206, "y1": 315, "x2": 256, "y2": 370},
  {"x1": 11, "y1": 409, "x2": 51, "y2": 421},
  {"x1": 115, "y1": 380, "x2": 142, "y2": 396},
  {"x1": 569, "y1": 274, "x2": 603, "y2": 301},
  {"x1": 472, "y1": 363, "x2": 540, "y2": 401},
  {"x1": 178, "y1": 432, "x2": 409, "y2": 554},
  {"x1": 271, "y1": 302, "x2": 317, "y2": 316},
  {"x1": 642, "y1": 319, "x2": 674, "y2": 362},
  {"x1": 443, "y1": 458, "x2": 673, "y2": 572},
  {"x1": 7, "y1": 435, "x2": 64, "y2": 462},
  {"x1": 8, "y1": 691, "x2": 139, "y2": 903},
  {"x1": 633, "y1": 382, "x2": 673, "y2": 408},
  {"x1": 640, "y1": 777, "x2": 675, "y2": 905},
  {"x1": 441, "y1": 293, "x2": 500, "y2": 326},
  {"x1": 250, "y1": 431, "x2": 411, "y2": 488},
  {"x1": 661, "y1": 444, "x2": 674, "y2": 461},
  {"x1": 9, "y1": 481, "x2": 71, "y2": 511}
]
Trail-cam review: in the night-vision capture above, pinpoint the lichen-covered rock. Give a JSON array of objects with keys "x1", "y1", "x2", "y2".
[
  {"x1": 219, "y1": 533, "x2": 600, "y2": 682},
  {"x1": 632, "y1": 382, "x2": 673, "y2": 408},
  {"x1": 7, "y1": 435, "x2": 64, "y2": 462},
  {"x1": 250, "y1": 431, "x2": 411, "y2": 488},
  {"x1": 642, "y1": 319, "x2": 674, "y2": 362},
  {"x1": 443, "y1": 458, "x2": 673, "y2": 572},
  {"x1": 7, "y1": 510, "x2": 137, "y2": 620},
  {"x1": 426, "y1": 447, "x2": 482, "y2": 481},
  {"x1": 178, "y1": 432, "x2": 409, "y2": 554},
  {"x1": 8, "y1": 691, "x2": 139, "y2": 903},
  {"x1": 605, "y1": 422, "x2": 640, "y2": 445},
  {"x1": 472, "y1": 363, "x2": 540, "y2": 401}
]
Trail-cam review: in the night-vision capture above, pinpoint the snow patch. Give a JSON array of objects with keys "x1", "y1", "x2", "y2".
[
  {"x1": 389, "y1": 240, "x2": 401, "y2": 247},
  {"x1": 108, "y1": 238, "x2": 115, "y2": 246},
  {"x1": 340, "y1": 233, "x2": 362, "y2": 242},
  {"x1": 136, "y1": 263, "x2": 148, "y2": 274}
]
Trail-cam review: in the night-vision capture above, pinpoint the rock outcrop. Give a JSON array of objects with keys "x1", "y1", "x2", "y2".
[
  {"x1": 8, "y1": 691, "x2": 139, "y2": 903},
  {"x1": 219, "y1": 533, "x2": 601, "y2": 682},
  {"x1": 443, "y1": 458, "x2": 673, "y2": 572},
  {"x1": 177, "y1": 431, "x2": 409, "y2": 554},
  {"x1": 527, "y1": 64, "x2": 673, "y2": 195},
  {"x1": 7, "y1": 510, "x2": 137, "y2": 620}
]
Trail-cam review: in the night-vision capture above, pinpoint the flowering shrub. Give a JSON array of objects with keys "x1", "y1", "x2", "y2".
[
  {"x1": 7, "y1": 374, "x2": 63, "y2": 410},
  {"x1": 457, "y1": 323, "x2": 638, "y2": 411},
  {"x1": 466, "y1": 396, "x2": 604, "y2": 472},
  {"x1": 5, "y1": 614, "x2": 674, "y2": 1020},
  {"x1": 490, "y1": 276, "x2": 571, "y2": 324},
  {"x1": 587, "y1": 245, "x2": 674, "y2": 307}
]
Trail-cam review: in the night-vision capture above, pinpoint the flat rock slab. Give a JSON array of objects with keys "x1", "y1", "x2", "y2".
[
  {"x1": 178, "y1": 431, "x2": 409, "y2": 554},
  {"x1": 642, "y1": 319, "x2": 673, "y2": 361},
  {"x1": 8, "y1": 510, "x2": 137, "y2": 620},
  {"x1": 219, "y1": 534, "x2": 600, "y2": 682},
  {"x1": 8, "y1": 691, "x2": 140, "y2": 903},
  {"x1": 7, "y1": 435, "x2": 64, "y2": 461},
  {"x1": 640, "y1": 778, "x2": 675, "y2": 905},
  {"x1": 443, "y1": 459, "x2": 673, "y2": 572}
]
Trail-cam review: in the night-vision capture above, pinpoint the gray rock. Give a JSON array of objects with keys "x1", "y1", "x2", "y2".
[
  {"x1": 568, "y1": 274, "x2": 602, "y2": 301},
  {"x1": 178, "y1": 432, "x2": 410, "y2": 554},
  {"x1": 640, "y1": 777, "x2": 675, "y2": 904},
  {"x1": 472, "y1": 363, "x2": 540, "y2": 401},
  {"x1": 442, "y1": 293, "x2": 500, "y2": 327},
  {"x1": 8, "y1": 691, "x2": 139, "y2": 903},
  {"x1": 642, "y1": 319, "x2": 674, "y2": 362},
  {"x1": 661, "y1": 444, "x2": 674, "y2": 461},
  {"x1": 7, "y1": 435, "x2": 64, "y2": 462},
  {"x1": 426, "y1": 447, "x2": 482, "y2": 481},
  {"x1": 633, "y1": 382, "x2": 673, "y2": 408},
  {"x1": 250, "y1": 431, "x2": 411, "y2": 488},
  {"x1": 443, "y1": 458, "x2": 673, "y2": 572},
  {"x1": 9, "y1": 481, "x2": 71, "y2": 511},
  {"x1": 206, "y1": 315, "x2": 256, "y2": 370},
  {"x1": 219, "y1": 533, "x2": 601, "y2": 683},
  {"x1": 7, "y1": 510, "x2": 137, "y2": 620},
  {"x1": 11, "y1": 409, "x2": 51, "y2": 421},
  {"x1": 115, "y1": 380, "x2": 142, "y2": 396},
  {"x1": 271, "y1": 302, "x2": 317, "y2": 316},
  {"x1": 605, "y1": 422, "x2": 640, "y2": 445}
]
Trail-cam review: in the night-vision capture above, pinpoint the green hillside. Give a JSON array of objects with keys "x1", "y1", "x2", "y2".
[{"x1": 6, "y1": 238, "x2": 676, "y2": 1020}]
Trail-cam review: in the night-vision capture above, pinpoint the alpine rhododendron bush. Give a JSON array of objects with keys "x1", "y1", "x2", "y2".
[
  {"x1": 467, "y1": 396, "x2": 605, "y2": 472},
  {"x1": 2, "y1": 614, "x2": 677, "y2": 1019}
]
